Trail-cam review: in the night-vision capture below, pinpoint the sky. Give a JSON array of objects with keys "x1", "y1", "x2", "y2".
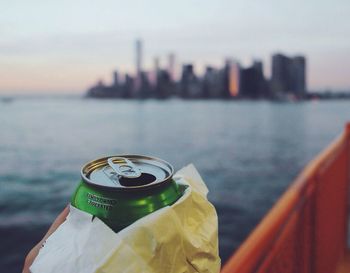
[{"x1": 0, "y1": 0, "x2": 349, "y2": 94}]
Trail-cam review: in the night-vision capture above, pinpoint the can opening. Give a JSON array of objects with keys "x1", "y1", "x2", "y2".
[{"x1": 119, "y1": 172, "x2": 156, "y2": 187}]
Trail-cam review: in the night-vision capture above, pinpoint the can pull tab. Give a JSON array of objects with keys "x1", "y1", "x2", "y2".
[{"x1": 107, "y1": 157, "x2": 142, "y2": 179}]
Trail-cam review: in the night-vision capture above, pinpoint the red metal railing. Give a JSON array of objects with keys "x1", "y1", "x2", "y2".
[{"x1": 222, "y1": 123, "x2": 350, "y2": 273}]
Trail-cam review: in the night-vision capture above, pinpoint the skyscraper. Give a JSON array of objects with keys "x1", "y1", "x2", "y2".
[
  {"x1": 202, "y1": 66, "x2": 223, "y2": 98},
  {"x1": 112, "y1": 70, "x2": 118, "y2": 86},
  {"x1": 221, "y1": 59, "x2": 240, "y2": 98},
  {"x1": 154, "y1": 57, "x2": 160, "y2": 73},
  {"x1": 271, "y1": 53, "x2": 290, "y2": 93},
  {"x1": 292, "y1": 56, "x2": 306, "y2": 96},
  {"x1": 135, "y1": 39, "x2": 143, "y2": 77},
  {"x1": 271, "y1": 53, "x2": 307, "y2": 97},
  {"x1": 155, "y1": 69, "x2": 173, "y2": 99},
  {"x1": 134, "y1": 39, "x2": 143, "y2": 96},
  {"x1": 152, "y1": 56, "x2": 160, "y2": 87},
  {"x1": 240, "y1": 65, "x2": 267, "y2": 98},
  {"x1": 180, "y1": 64, "x2": 201, "y2": 98},
  {"x1": 168, "y1": 53, "x2": 175, "y2": 81},
  {"x1": 227, "y1": 60, "x2": 240, "y2": 97}
]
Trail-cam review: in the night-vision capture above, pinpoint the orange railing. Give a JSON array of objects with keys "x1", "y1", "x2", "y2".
[{"x1": 222, "y1": 123, "x2": 350, "y2": 273}]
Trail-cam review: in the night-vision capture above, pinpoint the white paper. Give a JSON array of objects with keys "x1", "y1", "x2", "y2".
[{"x1": 30, "y1": 164, "x2": 221, "y2": 273}]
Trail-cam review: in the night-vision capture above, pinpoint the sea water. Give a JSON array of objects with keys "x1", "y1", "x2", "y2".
[{"x1": 1, "y1": 97, "x2": 350, "y2": 272}]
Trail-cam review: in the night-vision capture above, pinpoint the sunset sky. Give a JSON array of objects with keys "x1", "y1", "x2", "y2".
[{"x1": 1, "y1": 0, "x2": 349, "y2": 94}]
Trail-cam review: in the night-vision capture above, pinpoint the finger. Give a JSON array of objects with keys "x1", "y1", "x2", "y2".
[
  {"x1": 42, "y1": 205, "x2": 70, "y2": 241},
  {"x1": 22, "y1": 242, "x2": 42, "y2": 273},
  {"x1": 22, "y1": 205, "x2": 70, "y2": 273}
]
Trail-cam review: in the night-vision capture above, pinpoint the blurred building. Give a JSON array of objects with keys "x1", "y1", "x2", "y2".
[
  {"x1": 227, "y1": 59, "x2": 240, "y2": 97},
  {"x1": 152, "y1": 56, "x2": 160, "y2": 87},
  {"x1": 221, "y1": 59, "x2": 234, "y2": 98},
  {"x1": 271, "y1": 53, "x2": 306, "y2": 97},
  {"x1": 112, "y1": 70, "x2": 119, "y2": 87},
  {"x1": 155, "y1": 69, "x2": 174, "y2": 98},
  {"x1": 138, "y1": 72, "x2": 153, "y2": 98},
  {"x1": 239, "y1": 60, "x2": 268, "y2": 98},
  {"x1": 123, "y1": 74, "x2": 134, "y2": 98},
  {"x1": 86, "y1": 80, "x2": 105, "y2": 97},
  {"x1": 168, "y1": 53, "x2": 176, "y2": 81},
  {"x1": 85, "y1": 39, "x2": 308, "y2": 100},
  {"x1": 180, "y1": 64, "x2": 201, "y2": 98},
  {"x1": 134, "y1": 39, "x2": 143, "y2": 96},
  {"x1": 202, "y1": 66, "x2": 223, "y2": 98},
  {"x1": 292, "y1": 56, "x2": 306, "y2": 96},
  {"x1": 87, "y1": 75, "x2": 123, "y2": 98},
  {"x1": 135, "y1": 39, "x2": 143, "y2": 77}
]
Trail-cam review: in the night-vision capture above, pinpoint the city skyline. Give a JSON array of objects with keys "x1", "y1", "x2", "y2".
[
  {"x1": 87, "y1": 40, "x2": 307, "y2": 100},
  {"x1": 1, "y1": 0, "x2": 349, "y2": 93}
]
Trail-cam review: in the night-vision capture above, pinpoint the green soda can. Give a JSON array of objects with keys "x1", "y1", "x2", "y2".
[{"x1": 71, "y1": 155, "x2": 185, "y2": 232}]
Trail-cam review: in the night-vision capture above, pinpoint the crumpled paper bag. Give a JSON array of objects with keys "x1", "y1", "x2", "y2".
[{"x1": 30, "y1": 164, "x2": 221, "y2": 273}]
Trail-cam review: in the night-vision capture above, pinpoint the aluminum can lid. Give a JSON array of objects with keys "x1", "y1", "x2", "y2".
[{"x1": 81, "y1": 155, "x2": 174, "y2": 190}]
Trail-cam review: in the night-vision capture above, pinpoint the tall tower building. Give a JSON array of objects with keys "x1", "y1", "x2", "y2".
[
  {"x1": 168, "y1": 53, "x2": 175, "y2": 81},
  {"x1": 240, "y1": 60, "x2": 268, "y2": 98},
  {"x1": 223, "y1": 59, "x2": 240, "y2": 97},
  {"x1": 134, "y1": 39, "x2": 143, "y2": 96},
  {"x1": 152, "y1": 56, "x2": 160, "y2": 86},
  {"x1": 292, "y1": 56, "x2": 306, "y2": 96},
  {"x1": 154, "y1": 57, "x2": 160, "y2": 74},
  {"x1": 112, "y1": 70, "x2": 118, "y2": 86},
  {"x1": 228, "y1": 59, "x2": 240, "y2": 97},
  {"x1": 271, "y1": 53, "x2": 307, "y2": 96},
  {"x1": 180, "y1": 64, "x2": 200, "y2": 98},
  {"x1": 135, "y1": 39, "x2": 143, "y2": 77},
  {"x1": 271, "y1": 53, "x2": 290, "y2": 93}
]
